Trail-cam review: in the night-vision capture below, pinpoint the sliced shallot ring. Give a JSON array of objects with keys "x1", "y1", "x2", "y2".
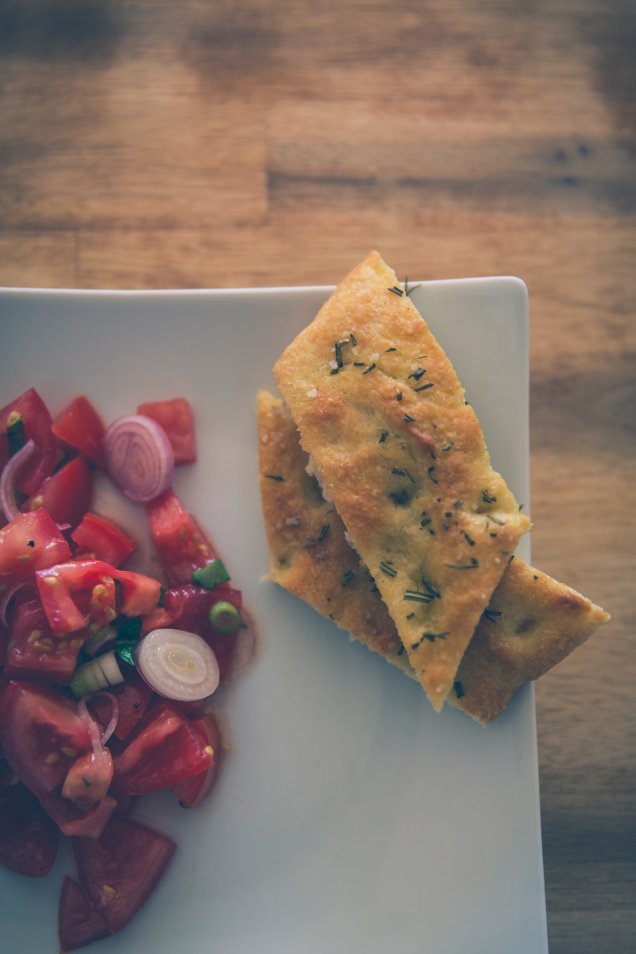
[
  {"x1": 79, "y1": 691, "x2": 120, "y2": 747},
  {"x1": 103, "y1": 415, "x2": 174, "y2": 503},
  {"x1": 0, "y1": 438, "x2": 35, "y2": 522},
  {"x1": 136, "y1": 628, "x2": 220, "y2": 702}
]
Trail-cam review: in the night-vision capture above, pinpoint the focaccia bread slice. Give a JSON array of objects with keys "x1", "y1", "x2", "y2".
[
  {"x1": 274, "y1": 251, "x2": 531, "y2": 710},
  {"x1": 257, "y1": 391, "x2": 610, "y2": 723},
  {"x1": 258, "y1": 389, "x2": 413, "y2": 679}
]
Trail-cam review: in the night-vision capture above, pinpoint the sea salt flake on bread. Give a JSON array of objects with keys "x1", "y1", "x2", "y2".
[
  {"x1": 257, "y1": 391, "x2": 610, "y2": 722},
  {"x1": 273, "y1": 251, "x2": 530, "y2": 711}
]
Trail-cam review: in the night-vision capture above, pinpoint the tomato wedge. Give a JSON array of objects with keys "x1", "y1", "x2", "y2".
[
  {"x1": 136, "y1": 397, "x2": 196, "y2": 464},
  {"x1": 4, "y1": 595, "x2": 85, "y2": 684},
  {"x1": 28, "y1": 456, "x2": 93, "y2": 529},
  {"x1": 0, "y1": 388, "x2": 57, "y2": 496},
  {"x1": 0, "y1": 508, "x2": 72, "y2": 582},
  {"x1": 172, "y1": 712, "x2": 221, "y2": 808},
  {"x1": 73, "y1": 817, "x2": 176, "y2": 935},
  {"x1": 51, "y1": 395, "x2": 106, "y2": 468},
  {"x1": 145, "y1": 489, "x2": 215, "y2": 585},
  {"x1": 58, "y1": 877, "x2": 109, "y2": 952},
  {"x1": 0, "y1": 766, "x2": 59, "y2": 877},
  {"x1": 71, "y1": 512, "x2": 136, "y2": 567},
  {"x1": 35, "y1": 559, "x2": 161, "y2": 634},
  {"x1": 113, "y1": 702, "x2": 214, "y2": 796},
  {"x1": 0, "y1": 680, "x2": 92, "y2": 797}
]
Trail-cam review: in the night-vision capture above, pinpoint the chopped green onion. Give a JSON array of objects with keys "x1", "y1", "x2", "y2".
[
  {"x1": 192, "y1": 558, "x2": 231, "y2": 590},
  {"x1": 71, "y1": 651, "x2": 124, "y2": 697},
  {"x1": 209, "y1": 600, "x2": 241, "y2": 634}
]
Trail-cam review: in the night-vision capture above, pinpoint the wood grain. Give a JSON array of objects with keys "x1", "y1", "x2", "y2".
[{"x1": 0, "y1": 1, "x2": 634, "y2": 951}]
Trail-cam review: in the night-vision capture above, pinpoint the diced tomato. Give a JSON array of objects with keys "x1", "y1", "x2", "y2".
[
  {"x1": 0, "y1": 508, "x2": 72, "y2": 583},
  {"x1": 40, "y1": 791, "x2": 117, "y2": 839},
  {"x1": 28, "y1": 456, "x2": 93, "y2": 529},
  {"x1": 51, "y1": 395, "x2": 106, "y2": 468},
  {"x1": 4, "y1": 596, "x2": 85, "y2": 684},
  {"x1": 58, "y1": 877, "x2": 109, "y2": 952},
  {"x1": 113, "y1": 702, "x2": 213, "y2": 796},
  {"x1": 35, "y1": 559, "x2": 161, "y2": 634},
  {"x1": 72, "y1": 512, "x2": 136, "y2": 567},
  {"x1": 62, "y1": 747, "x2": 113, "y2": 810},
  {"x1": 73, "y1": 817, "x2": 176, "y2": 935},
  {"x1": 136, "y1": 397, "x2": 197, "y2": 464},
  {"x1": 0, "y1": 620, "x2": 8, "y2": 668},
  {"x1": 88, "y1": 671, "x2": 155, "y2": 742},
  {"x1": 0, "y1": 680, "x2": 92, "y2": 797},
  {"x1": 0, "y1": 766, "x2": 59, "y2": 877},
  {"x1": 172, "y1": 712, "x2": 221, "y2": 808},
  {"x1": 145, "y1": 489, "x2": 215, "y2": 585},
  {"x1": 0, "y1": 388, "x2": 57, "y2": 495}
]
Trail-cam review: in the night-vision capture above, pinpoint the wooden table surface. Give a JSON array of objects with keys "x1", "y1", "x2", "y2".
[{"x1": 1, "y1": 2, "x2": 634, "y2": 951}]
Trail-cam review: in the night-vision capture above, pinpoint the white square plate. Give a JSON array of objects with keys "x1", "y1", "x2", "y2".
[{"x1": 0, "y1": 277, "x2": 547, "y2": 954}]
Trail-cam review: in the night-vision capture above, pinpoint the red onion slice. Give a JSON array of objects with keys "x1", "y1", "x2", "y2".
[
  {"x1": 103, "y1": 415, "x2": 174, "y2": 503},
  {"x1": 0, "y1": 438, "x2": 35, "y2": 522}
]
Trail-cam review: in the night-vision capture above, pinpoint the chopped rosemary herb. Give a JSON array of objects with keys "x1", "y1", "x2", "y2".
[
  {"x1": 265, "y1": 474, "x2": 284, "y2": 481},
  {"x1": 379, "y1": 431, "x2": 389, "y2": 443},
  {"x1": 350, "y1": 333, "x2": 357, "y2": 346},
  {"x1": 403, "y1": 414, "x2": 415, "y2": 423},
  {"x1": 387, "y1": 285, "x2": 404, "y2": 297},
  {"x1": 317, "y1": 524, "x2": 330, "y2": 542},
  {"x1": 408, "y1": 367, "x2": 426, "y2": 381},
  {"x1": 362, "y1": 363, "x2": 376, "y2": 375},
  {"x1": 463, "y1": 531, "x2": 475, "y2": 546},
  {"x1": 482, "y1": 489, "x2": 497, "y2": 504},
  {"x1": 423, "y1": 631, "x2": 448, "y2": 642},
  {"x1": 406, "y1": 612, "x2": 415, "y2": 620},
  {"x1": 396, "y1": 391, "x2": 403, "y2": 401},
  {"x1": 420, "y1": 513, "x2": 432, "y2": 528},
  {"x1": 396, "y1": 645, "x2": 405, "y2": 655},
  {"x1": 427, "y1": 465, "x2": 438, "y2": 483},
  {"x1": 334, "y1": 341, "x2": 345, "y2": 368},
  {"x1": 353, "y1": 361, "x2": 366, "y2": 367},
  {"x1": 389, "y1": 489, "x2": 411, "y2": 506},
  {"x1": 385, "y1": 346, "x2": 397, "y2": 353},
  {"x1": 446, "y1": 558, "x2": 479, "y2": 569},
  {"x1": 442, "y1": 442, "x2": 454, "y2": 452},
  {"x1": 486, "y1": 514, "x2": 505, "y2": 526},
  {"x1": 454, "y1": 680, "x2": 465, "y2": 699},
  {"x1": 414, "y1": 382, "x2": 434, "y2": 392},
  {"x1": 341, "y1": 570, "x2": 354, "y2": 587},
  {"x1": 379, "y1": 561, "x2": 397, "y2": 577},
  {"x1": 392, "y1": 466, "x2": 415, "y2": 483},
  {"x1": 453, "y1": 499, "x2": 464, "y2": 508},
  {"x1": 403, "y1": 589, "x2": 434, "y2": 603},
  {"x1": 421, "y1": 578, "x2": 441, "y2": 599},
  {"x1": 329, "y1": 367, "x2": 341, "y2": 375},
  {"x1": 482, "y1": 608, "x2": 502, "y2": 623},
  {"x1": 404, "y1": 278, "x2": 420, "y2": 297}
]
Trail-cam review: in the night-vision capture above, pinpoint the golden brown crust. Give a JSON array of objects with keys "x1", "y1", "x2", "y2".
[
  {"x1": 273, "y1": 251, "x2": 530, "y2": 710},
  {"x1": 257, "y1": 392, "x2": 610, "y2": 722}
]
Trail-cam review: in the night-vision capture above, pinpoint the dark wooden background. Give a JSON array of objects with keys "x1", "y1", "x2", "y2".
[{"x1": 1, "y1": 2, "x2": 634, "y2": 951}]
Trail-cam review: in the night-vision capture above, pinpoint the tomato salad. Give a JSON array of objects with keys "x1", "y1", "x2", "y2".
[{"x1": 0, "y1": 390, "x2": 251, "y2": 950}]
